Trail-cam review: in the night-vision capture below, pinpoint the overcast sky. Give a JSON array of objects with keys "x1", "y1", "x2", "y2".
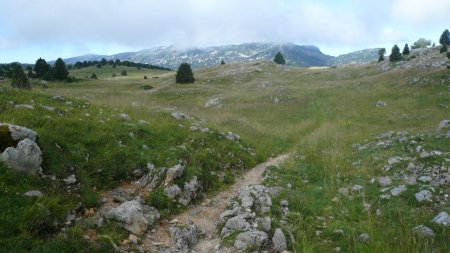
[{"x1": 1, "y1": 0, "x2": 450, "y2": 63}]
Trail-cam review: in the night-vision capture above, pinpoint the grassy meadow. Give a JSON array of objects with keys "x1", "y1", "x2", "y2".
[{"x1": 1, "y1": 52, "x2": 449, "y2": 252}]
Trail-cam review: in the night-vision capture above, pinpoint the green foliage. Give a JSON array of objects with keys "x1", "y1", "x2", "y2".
[
  {"x1": 34, "y1": 58, "x2": 50, "y2": 78},
  {"x1": 91, "y1": 73, "x2": 98, "y2": 79},
  {"x1": 440, "y1": 44, "x2": 447, "y2": 53},
  {"x1": 274, "y1": 51, "x2": 286, "y2": 65},
  {"x1": 389, "y1": 45, "x2": 402, "y2": 62},
  {"x1": 378, "y1": 48, "x2": 385, "y2": 62},
  {"x1": 96, "y1": 63, "x2": 102, "y2": 68},
  {"x1": 439, "y1": 29, "x2": 450, "y2": 45},
  {"x1": 402, "y1": 43, "x2": 410, "y2": 55},
  {"x1": 11, "y1": 64, "x2": 30, "y2": 89},
  {"x1": 121, "y1": 70, "x2": 127, "y2": 76},
  {"x1": 144, "y1": 75, "x2": 147, "y2": 79},
  {"x1": 141, "y1": 84, "x2": 153, "y2": 90},
  {"x1": 176, "y1": 63, "x2": 195, "y2": 84},
  {"x1": 54, "y1": 58, "x2": 69, "y2": 80},
  {"x1": 411, "y1": 38, "x2": 431, "y2": 49},
  {"x1": 65, "y1": 75, "x2": 77, "y2": 83},
  {"x1": 447, "y1": 52, "x2": 450, "y2": 59},
  {"x1": 221, "y1": 59, "x2": 225, "y2": 65},
  {"x1": 145, "y1": 188, "x2": 176, "y2": 216}
]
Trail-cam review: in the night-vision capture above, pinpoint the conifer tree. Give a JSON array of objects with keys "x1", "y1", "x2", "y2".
[
  {"x1": 11, "y1": 64, "x2": 30, "y2": 89},
  {"x1": 54, "y1": 58, "x2": 68, "y2": 80},
  {"x1": 274, "y1": 52, "x2": 286, "y2": 65},
  {"x1": 176, "y1": 63, "x2": 195, "y2": 83},
  {"x1": 402, "y1": 44, "x2": 410, "y2": 55},
  {"x1": 34, "y1": 58, "x2": 50, "y2": 78},
  {"x1": 378, "y1": 48, "x2": 386, "y2": 62},
  {"x1": 389, "y1": 45, "x2": 402, "y2": 62},
  {"x1": 439, "y1": 29, "x2": 450, "y2": 45}
]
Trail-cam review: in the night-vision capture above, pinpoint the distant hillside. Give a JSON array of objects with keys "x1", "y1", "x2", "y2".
[
  {"x1": 332, "y1": 48, "x2": 380, "y2": 65},
  {"x1": 59, "y1": 43, "x2": 378, "y2": 69}
]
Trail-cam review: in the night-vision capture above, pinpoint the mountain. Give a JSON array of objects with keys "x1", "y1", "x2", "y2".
[
  {"x1": 332, "y1": 48, "x2": 380, "y2": 65},
  {"x1": 59, "y1": 43, "x2": 379, "y2": 69}
]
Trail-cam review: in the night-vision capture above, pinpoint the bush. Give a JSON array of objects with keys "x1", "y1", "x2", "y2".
[
  {"x1": 121, "y1": 70, "x2": 127, "y2": 76},
  {"x1": 54, "y1": 58, "x2": 69, "y2": 80},
  {"x1": 141, "y1": 84, "x2": 153, "y2": 90},
  {"x1": 91, "y1": 73, "x2": 98, "y2": 79},
  {"x1": 144, "y1": 75, "x2": 147, "y2": 79},
  {"x1": 112, "y1": 73, "x2": 116, "y2": 77},
  {"x1": 175, "y1": 63, "x2": 195, "y2": 84},
  {"x1": 146, "y1": 188, "x2": 176, "y2": 217},
  {"x1": 402, "y1": 44, "x2": 410, "y2": 55},
  {"x1": 440, "y1": 44, "x2": 448, "y2": 53},
  {"x1": 65, "y1": 75, "x2": 77, "y2": 83},
  {"x1": 447, "y1": 52, "x2": 450, "y2": 59}
]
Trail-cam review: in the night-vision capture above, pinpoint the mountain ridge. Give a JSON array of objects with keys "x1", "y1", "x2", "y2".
[{"x1": 56, "y1": 42, "x2": 380, "y2": 69}]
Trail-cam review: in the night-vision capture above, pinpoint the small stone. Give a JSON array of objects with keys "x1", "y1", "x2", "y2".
[
  {"x1": 272, "y1": 228, "x2": 287, "y2": 252},
  {"x1": 63, "y1": 174, "x2": 77, "y2": 185},
  {"x1": 390, "y1": 185, "x2": 407, "y2": 196},
  {"x1": 129, "y1": 234, "x2": 138, "y2": 244},
  {"x1": 412, "y1": 225, "x2": 435, "y2": 238},
  {"x1": 418, "y1": 176, "x2": 432, "y2": 183},
  {"x1": 388, "y1": 157, "x2": 401, "y2": 165},
  {"x1": 338, "y1": 188, "x2": 349, "y2": 196},
  {"x1": 432, "y1": 212, "x2": 450, "y2": 226},
  {"x1": 118, "y1": 114, "x2": 131, "y2": 120},
  {"x1": 23, "y1": 190, "x2": 43, "y2": 198},
  {"x1": 15, "y1": 104, "x2": 35, "y2": 110},
  {"x1": 352, "y1": 185, "x2": 364, "y2": 191},
  {"x1": 358, "y1": 233, "x2": 370, "y2": 243},
  {"x1": 378, "y1": 176, "x2": 392, "y2": 187},
  {"x1": 415, "y1": 190, "x2": 432, "y2": 202}
]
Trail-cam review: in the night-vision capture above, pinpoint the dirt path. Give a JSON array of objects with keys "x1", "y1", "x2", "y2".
[{"x1": 143, "y1": 153, "x2": 291, "y2": 252}]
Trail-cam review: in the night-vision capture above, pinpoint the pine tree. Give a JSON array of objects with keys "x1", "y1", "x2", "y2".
[
  {"x1": 402, "y1": 44, "x2": 410, "y2": 55},
  {"x1": 54, "y1": 58, "x2": 68, "y2": 80},
  {"x1": 91, "y1": 73, "x2": 98, "y2": 79},
  {"x1": 389, "y1": 45, "x2": 402, "y2": 62},
  {"x1": 274, "y1": 52, "x2": 286, "y2": 65},
  {"x1": 440, "y1": 44, "x2": 448, "y2": 53},
  {"x1": 176, "y1": 63, "x2": 195, "y2": 84},
  {"x1": 378, "y1": 48, "x2": 386, "y2": 62},
  {"x1": 439, "y1": 29, "x2": 450, "y2": 45},
  {"x1": 11, "y1": 64, "x2": 30, "y2": 89},
  {"x1": 34, "y1": 58, "x2": 50, "y2": 78},
  {"x1": 221, "y1": 59, "x2": 225, "y2": 65},
  {"x1": 121, "y1": 70, "x2": 127, "y2": 76}
]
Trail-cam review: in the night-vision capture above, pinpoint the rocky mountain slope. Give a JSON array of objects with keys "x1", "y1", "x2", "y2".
[{"x1": 60, "y1": 43, "x2": 379, "y2": 69}]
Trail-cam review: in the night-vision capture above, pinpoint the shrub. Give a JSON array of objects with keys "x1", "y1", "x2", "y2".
[
  {"x1": 54, "y1": 58, "x2": 69, "y2": 80},
  {"x1": 141, "y1": 84, "x2": 153, "y2": 90},
  {"x1": 91, "y1": 73, "x2": 98, "y2": 79},
  {"x1": 121, "y1": 70, "x2": 127, "y2": 76},
  {"x1": 175, "y1": 63, "x2": 195, "y2": 84},
  {"x1": 144, "y1": 75, "x2": 147, "y2": 79},
  {"x1": 440, "y1": 44, "x2": 448, "y2": 53},
  {"x1": 402, "y1": 44, "x2": 410, "y2": 55}
]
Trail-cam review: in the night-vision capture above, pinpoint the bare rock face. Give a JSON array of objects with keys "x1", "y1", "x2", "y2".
[
  {"x1": 1, "y1": 139, "x2": 42, "y2": 175},
  {"x1": 169, "y1": 218, "x2": 198, "y2": 250}
]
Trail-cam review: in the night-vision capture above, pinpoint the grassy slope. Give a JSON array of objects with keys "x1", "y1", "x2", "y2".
[
  {"x1": 0, "y1": 86, "x2": 256, "y2": 252},
  {"x1": 4, "y1": 54, "x2": 450, "y2": 252}
]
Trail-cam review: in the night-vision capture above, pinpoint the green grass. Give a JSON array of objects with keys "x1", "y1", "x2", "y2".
[{"x1": 1, "y1": 52, "x2": 449, "y2": 252}]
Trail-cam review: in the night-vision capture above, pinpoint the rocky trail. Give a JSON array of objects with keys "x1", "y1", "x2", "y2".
[{"x1": 143, "y1": 153, "x2": 291, "y2": 253}]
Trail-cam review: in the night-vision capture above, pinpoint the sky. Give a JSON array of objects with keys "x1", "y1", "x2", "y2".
[{"x1": 1, "y1": 0, "x2": 450, "y2": 63}]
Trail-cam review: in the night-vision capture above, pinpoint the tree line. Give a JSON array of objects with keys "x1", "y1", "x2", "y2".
[{"x1": 72, "y1": 58, "x2": 171, "y2": 71}]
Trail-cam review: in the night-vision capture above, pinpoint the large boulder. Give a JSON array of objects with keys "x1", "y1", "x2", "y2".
[
  {"x1": 106, "y1": 200, "x2": 149, "y2": 235},
  {"x1": 1, "y1": 138, "x2": 42, "y2": 175},
  {"x1": 0, "y1": 123, "x2": 37, "y2": 142}
]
